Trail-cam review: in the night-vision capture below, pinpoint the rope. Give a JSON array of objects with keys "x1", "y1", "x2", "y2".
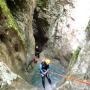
[{"x1": 50, "y1": 71, "x2": 90, "y2": 86}]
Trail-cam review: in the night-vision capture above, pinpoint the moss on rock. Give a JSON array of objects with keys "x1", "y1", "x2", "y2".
[
  {"x1": 68, "y1": 47, "x2": 81, "y2": 70},
  {"x1": 37, "y1": 0, "x2": 47, "y2": 11},
  {"x1": 0, "y1": 0, "x2": 25, "y2": 47}
]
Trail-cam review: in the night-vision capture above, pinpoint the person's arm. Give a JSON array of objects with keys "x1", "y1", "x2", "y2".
[
  {"x1": 40, "y1": 64, "x2": 44, "y2": 74},
  {"x1": 44, "y1": 65, "x2": 49, "y2": 75}
]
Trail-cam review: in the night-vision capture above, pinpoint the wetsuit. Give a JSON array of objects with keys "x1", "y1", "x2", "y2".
[
  {"x1": 40, "y1": 62, "x2": 52, "y2": 89},
  {"x1": 35, "y1": 47, "x2": 40, "y2": 58}
]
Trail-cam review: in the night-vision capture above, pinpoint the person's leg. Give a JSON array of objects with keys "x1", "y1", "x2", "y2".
[
  {"x1": 41, "y1": 76, "x2": 45, "y2": 89},
  {"x1": 46, "y1": 73, "x2": 52, "y2": 85},
  {"x1": 35, "y1": 52, "x2": 40, "y2": 58}
]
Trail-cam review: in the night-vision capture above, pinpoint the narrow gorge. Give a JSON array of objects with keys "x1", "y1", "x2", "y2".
[{"x1": 0, "y1": 0, "x2": 90, "y2": 90}]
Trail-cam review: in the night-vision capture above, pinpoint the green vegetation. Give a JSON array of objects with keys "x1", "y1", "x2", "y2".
[
  {"x1": 0, "y1": 0, "x2": 25, "y2": 45},
  {"x1": 68, "y1": 47, "x2": 81, "y2": 70},
  {"x1": 37, "y1": 0, "x2": 47, "y2": 10},
  {"x1": 0, "y1": 0, "x2": 17, "y2": 28},
  {"x1": 86, "y1": 20, "x2": 90, "y2": 33}
]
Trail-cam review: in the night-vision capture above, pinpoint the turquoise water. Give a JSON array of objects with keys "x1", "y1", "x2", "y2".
[{"x1": 31, "y1": 63, "x2": 66, "y2": 88}]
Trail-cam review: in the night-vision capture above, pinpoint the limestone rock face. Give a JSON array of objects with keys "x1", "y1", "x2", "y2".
[
  {"x1": 0, "y1": 62, "x2": 17, "y2": 88},
  {"x1": 0, "y1": 0, "x2": 90, "y2": 90},
  {"x1": 31, "y1": 0, "x2": 90, "y2": 89},
  {"x1": 35, "y1": 1, "x2": 90, "y2": 89},
  {"x1": 0, "y1": 62, "x2": 37, "y2": 90},
  {"x1": 56, "y1": 21, "x2": 90, "y2": 90},
  {"x1": 58, "y1": 43, "x2": 90, "y2": 90},
  {"x1": 0, "y1": 0, "x2": 36, "y2": 76},
  {"x1": 10, "y1": 0, "x2": 36, "y2": 64},
  {"x1": 0, "y1": 0, "x2": 36, "y2": 89},
  {"x1": 37, "y1": 0, "x2": 90, "y2": 67}
]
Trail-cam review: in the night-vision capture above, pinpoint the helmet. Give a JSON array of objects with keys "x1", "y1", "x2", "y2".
[
  {"x1": 36, "y1": 45, "x2": 38, "y2": 48},
  {"x1": 45, "y1": 59, "x2": 51, "y2": 64}
]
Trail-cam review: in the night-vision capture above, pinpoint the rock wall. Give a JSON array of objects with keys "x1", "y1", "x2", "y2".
[
  {"x1": 0, "y1": 0, "x2": 36, "y2": 88},
  {"x1": 41, "y1": 0, "x2": 90, "y2": 89},
  {"x1": 58, "y1": 21, "x2": 90, "y2": 90},
  {"x1": 36, "y1": 0, "x2": 90, "y2": 67},
  {"x1": 0, "y1": 0, "x2": 90, "y2": 90},
  {"x1": 0, "y1": 62, "x2": 36, "y2": 90}
]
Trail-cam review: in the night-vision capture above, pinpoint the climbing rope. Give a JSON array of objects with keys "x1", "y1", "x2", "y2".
[
  {"x1": 30, "y1": 61, "x2": 90, "y2": 86},
  {"x1": 50, "y1": 71, "x2": 90, "y2": 86}
]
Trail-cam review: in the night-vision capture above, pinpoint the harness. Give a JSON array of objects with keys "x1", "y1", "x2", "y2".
[{"x1": 40, "y1": 62, "x2": 49, "y2": 74}]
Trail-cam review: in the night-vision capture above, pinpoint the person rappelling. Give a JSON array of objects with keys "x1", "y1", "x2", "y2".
[
  {"x1": 40, "y1": 58, "x2": 52, "y2": 90},
  {"x1": 35, "y1": 45, "x2": 41, "y2": 58}
]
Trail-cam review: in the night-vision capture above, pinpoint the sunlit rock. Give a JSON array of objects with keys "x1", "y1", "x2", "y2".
[
  {"x1": 0, "y1": 62, "x2": 17, "y2": 88},
  {"x1": 0, "y1": 62, "x2": 37, "y2": 90},
  {"x1": 39, "y1": 0, "x2": 90, "y2": 67}
]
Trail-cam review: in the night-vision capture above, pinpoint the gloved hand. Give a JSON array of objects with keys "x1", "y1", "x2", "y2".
[
  {"x1": 43, "y1": 70, "x2": 48, "y2": 75},
  {"x1": 43, "y1": 72, "x2": 47, "y2": 75}
]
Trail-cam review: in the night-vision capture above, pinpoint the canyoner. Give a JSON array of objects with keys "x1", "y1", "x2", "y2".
[{"x1": 40, "y1": 58, "x2": 52, "y2": 90}]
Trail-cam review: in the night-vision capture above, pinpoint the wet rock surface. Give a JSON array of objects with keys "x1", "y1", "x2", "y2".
[
  {"x1": 0, "y1": 0, "x2": 90, "y2": 90},
  {"x1": 57, "y1": 21, "x2": 90, "y2": 90},
  {"x1": 0, "y1": 62, "x2": 37, "y2": 90}
]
